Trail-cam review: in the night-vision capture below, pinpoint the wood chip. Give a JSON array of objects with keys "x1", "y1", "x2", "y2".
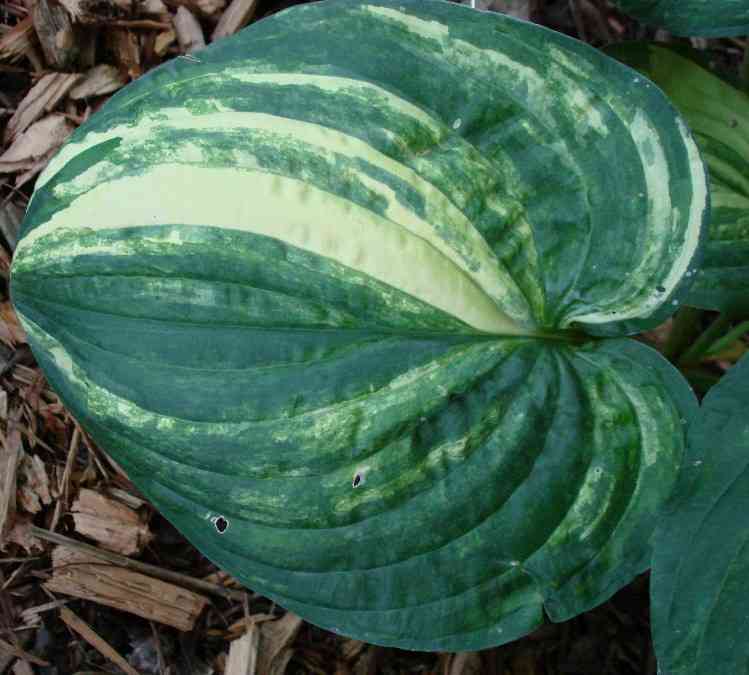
[
  {"x1": 3, "y1": 73, "x2": 80, "y2": 144},
  {"x1": 0, "y1": 639, "x2": 48, "y2": 668},
  {"x1": 446, "y1": 652, "x2": 483, "y2": 675},
  {"x1": 0, "y1": 16, "x2": 37, "y2": 63},
  {"x1": 5, "y1": 514, "x2": 44, "y2": 554},
  {"x1": 352, "y1": 647, "x2": 379, "y2": 675},
  {"x1": 105, "y1": 486, "x2": 147, "y2": 510},
  {"x1": 0, "y1": 407, "x2": 23, "y2": 546},
  {"x1": 340, "y1": 640, "x2": 366, "y2": 662},
  {"x1": 59, "y1": 606, "x2": 142, "y2": 675},
  {"x1": 57, "y1": 0, "x2": 133, "y2": 22},
  {"x1": 256, "y1": 612, "x2": 303, "y2": 675},
  {"x1": 0, "y1": 113, "x2": 75, "y2": 174},
  {"x1": 111, "y1": 28, "x2": 142, "y2": 79},
  {"x1": 46, "y1": 547, "x2": 209, "y2": 631},
  {"x1": 19, "y1": 599, "x2": 69, "y2": 626},
  {"x1": 489, "y1": 0, "x2": 531, "y2": 19},
  {"x1": 0, "y1": 302, "x2": 28, "y2": 346},
  {"x1": 69, "y1": 63, "x2": 128, "y2": 99},
  {"x1": 11, "y1": 659, "x2": 34, "y2": 675},
  {"x1": 72, "y1": 487, "x2": 152, "y2": 555},
  {"x1": 0, "y1": 201, "x2": 24, "y2": 251},
  {"x1": 142, "y1": 0, "x2": 169, "y2": 14},
  {"x1": 154, "y1": 28, "x2": 177, "y2": 57},
  {"x1": 33, "y1": 0, "x2": 78, "y2": 69},
  {"x1": 225, "y1": 627, "x2": 259, "y2": 675},
  {"x1": 211, "y1": 0, "x2": 258, "y2": 41},
  {"x1": 174, "y1": 6, "x2": 205, "y2": 53},
  {"x1": 17, "y1": 451, "x2": 52, "y2": 514},
  {"x1": 166, "y1": 0, "x2": 226, "y2": 17}
]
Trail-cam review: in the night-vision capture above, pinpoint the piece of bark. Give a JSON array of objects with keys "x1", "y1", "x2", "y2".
[
  {"x1": 256, "y1": 612, "x2": 303, "y2": 675},
  {"x1": 0, "y1": 640, "x2": 48, "y2": 668},
  {"x1": 46, "y1": 547, "x2": 209, "y2": 631},
  {"x1": 0, "y1": 201, "x2": 24, "y2": 251},
  {"x1": 153, "y1": 28, "x2": 176, "y2": 56},
  {"x1": 5, "y1": 514, "x2": 43, "y2": 554},
  {"x1": 225, "y1": 613, "x2": 276, "y2": 641},
  {"x1": 11, "y1": 659, "x2": 34, "y2": 675},
  {"x1": 106, "y1": 486, "x2": 147, "y2": 510},
  {"x1": 58, "y1": 0, "x2": 129, "y2": 21},
  {"x1": 174, "y1": 6, "x2": 205, "y2": 53},
  {"x1": 17, "y1": 451, "x2": 52, "y2": 514},
  {"x1": 110, "y1": 28, "x2": 142, "y2": 79},
  {"x1": 225, "y1": 627, "x2": 259, "y2": 675},
  {"x1": 352, "y1": 648, "x2": 379, "y2": 675},
  {"x1": 0, "y1": 114, "x2": 75, "y2": 173},
  {"x1": 0, "y1": 407, "x2": 23, "y2": 546},
  {"x1": 49, "y1": 425, "x2": 79, "y2": 532},
  {"x1": 340, "y1": 640, "x2": 366, "y2": 663},
  {"x1": 446, "y1": 652, "x2": 483, "y2": 675},
  {"x1": 211, "y1": 0, "x2": 258, "y2": 41},
  {"x1": 33, "y1": 0, "x2": 78, "y2": 69},
  {"x1": 3, "y1": 73, "x2": 80, "y2": 144},
  {"x1": 0, "y1": 16, "x2": 38, "y2": 64},
  {"x1": 165, "y1": 0, "x2": 225, "y2": 18},
  {"x1": 0, "y1": 302, "x2": 27, "y2": 346},
  {"x1": 71, "y1": 487, "x2": 152, "y2": 555},
  {"x1": 19, "y1": 599, "x2": 69, "y2": 627},
  {"x1": 69, "y1": 64, "x2": 128, "y2": 99},
  {"x1": 141, "y1": 0, "x2": 169, "y2": 13},
  {"x1": 59, "y1": 606, "x2": 142, "y2": 675}
]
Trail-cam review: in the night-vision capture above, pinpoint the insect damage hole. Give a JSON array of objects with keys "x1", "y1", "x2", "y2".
[
  {"x1": 211, "y1": 515, "x2": 229, "y2": 534},
  {"x1": 352, "y1": 466, "x2": 370, "y2": 488}
]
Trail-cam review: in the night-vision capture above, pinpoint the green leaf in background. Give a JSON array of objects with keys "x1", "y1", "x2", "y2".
[
  {"x1": 611, "y1": 1, "x2": 749, "y2": 37},
  {"x1": 609, "y1": 43, "x2": 749, "y2": 315},
  {"x1": 10, "y1": 0, "x2": 706, "y2": 650},
  {"x1": 651, "y1": 353, "x2": 749, "y2": 675}
]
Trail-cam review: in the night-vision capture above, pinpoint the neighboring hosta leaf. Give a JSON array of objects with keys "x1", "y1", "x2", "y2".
[
  {"x1": 611, "y1": 1, "x2": 749, "y2": 37},
  {"x1": 651, "y1": 353, "x2": 749, "y2": 675},
  {"x1": 609, "y1": 43, "x2": 749, "y2": 314},
  {"x1": 10, "y1": 0, "x2": 705, "y2": 651}
]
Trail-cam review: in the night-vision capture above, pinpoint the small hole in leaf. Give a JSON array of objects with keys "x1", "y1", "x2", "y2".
[
  {"x1": 656, "y1": 286, "x2": 666, "y2": 293},
  {"x1": 214, "y1": 516, "x2": 229, "y2": 534},
  {"x1": 352, "y1": 473, "x2": 362, "y2": 488}
]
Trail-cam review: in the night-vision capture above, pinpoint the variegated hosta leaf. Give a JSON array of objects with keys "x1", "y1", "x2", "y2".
[
  {"x1": 651, "y1": 353, "x2": 749, "y2": 675},
  {"x1": 609, "y1": 44, "x2": 749, "y2": 315},
  {"x1": 612, "y1": 0, "x2": 749, "y2": 37},
  {"x1": 11, "y1": 0, "x2": 704, "y2": 650}
]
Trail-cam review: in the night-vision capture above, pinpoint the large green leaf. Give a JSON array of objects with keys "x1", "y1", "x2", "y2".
[
  {"x1": 611, "y1": 1, "x2": 749, "y2": 37},
  {"x1": 651, "y1": 353, "x2": 749, "y2": 674},
  {"x1": 609, "y1": 43, "x2": 749, "y2": 315},
  {"x1": 11, "y1": 0, "x2": 706, "y2": 650}
]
